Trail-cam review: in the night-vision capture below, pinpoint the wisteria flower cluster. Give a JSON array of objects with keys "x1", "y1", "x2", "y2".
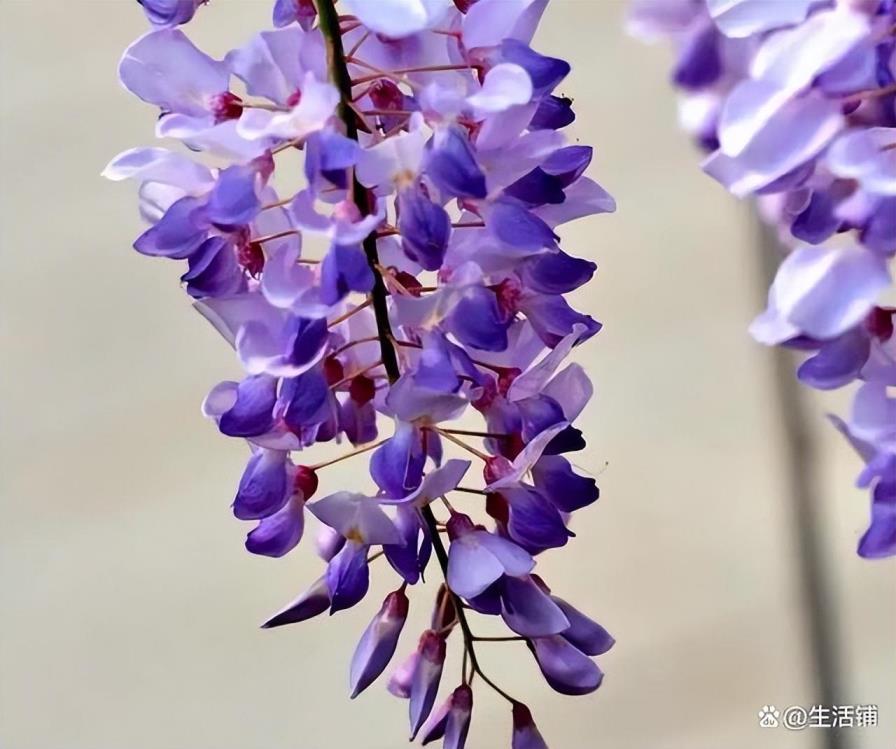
[
  {"x1": 629, "y1": 0, "x2": 896, "y2": 559},
  {"x1": 107, "y1": 0, "x2": 616, "y2": 745}
]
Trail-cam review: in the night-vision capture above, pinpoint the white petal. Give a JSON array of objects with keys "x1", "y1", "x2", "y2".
[
  {"x1": 102, "y1": 147, "x2": 214, "y2": 192},
  {"x1": 341, "y1": 0, "x2": 451, "y2": 38},
  {"x1": 201, "y1": 381, "x2": 238, "y2": 418},
  {"x1": 769, "y1": 245, "x2": 891, "y2": 340},
  {"x1": 467, "y1": 63, "x2": 533, "y2": 114},
  {"x1": 703, "y1": 94, "x2": 844, "y2": 197},
  {"x1": 119, "y1": 29, "x2": 228, "y2": 116},
  {"x1": 750, "y1": 8, "x2": 868, "y2": 90},
  {"x1": 237, "y1": 73, "x2": 338, "y2": 141}
]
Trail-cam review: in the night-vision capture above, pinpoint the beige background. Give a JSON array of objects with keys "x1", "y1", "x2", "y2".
[{"x1": 1, "y1": 1, "x2": 894, "y2": 748}]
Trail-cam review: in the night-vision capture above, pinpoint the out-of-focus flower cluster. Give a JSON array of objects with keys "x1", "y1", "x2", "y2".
[
  {"x1": 629, "y1": 0, "x2": 896, "y2": 559},
  {"x1": 109, "y1": 0, "x2": 616, "y2": 744}
]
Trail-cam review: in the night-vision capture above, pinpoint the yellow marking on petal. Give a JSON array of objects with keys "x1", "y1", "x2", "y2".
[
  {"x1": 394, "y1": 169, "x2": 416, "y2": 190},
  {"x1": 345, "y1": 527, "x2": 365, "y2": 544}
]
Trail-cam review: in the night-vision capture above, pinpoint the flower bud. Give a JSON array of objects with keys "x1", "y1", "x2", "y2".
[
  {"x1": 260, "y1": 575, "x2": 329, "y2": 629},
  {"x1": 511, "y1": 703, "x2": 549, "y2": 749},
  {"x1": 293, "y1": 465, "x2": 319, "y2": 500},
  {"x1": 349, "y1": 374, "x2": 376, "y2": 405},
  {"x1": 484, "y1": 455, "x2": 514, "y2": 484},
  {"x1": 421, "y1": 685, "x2": 473, "y2": 748},
  {"x1": 430, "y1": 583, "x2": 458, "y2": 631},
  {"x1": 409, "y1": 630, "x2": 447, "y2": 738},
  {"x1": 350, "y1": 589, "x2": 409, "y2": 698}
]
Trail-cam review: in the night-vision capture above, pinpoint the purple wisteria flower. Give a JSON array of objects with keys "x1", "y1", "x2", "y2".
[
  {"x1": 108, "y1": 0, "x2": 615, "y2": 744},
  {"x1": 629, "y1": 0, "x2": 896, "y2": 558}
]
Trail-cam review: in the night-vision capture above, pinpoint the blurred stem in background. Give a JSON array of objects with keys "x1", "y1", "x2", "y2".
[{"x1": 755, "y1": 218, "x2": 850, "y2": 749}]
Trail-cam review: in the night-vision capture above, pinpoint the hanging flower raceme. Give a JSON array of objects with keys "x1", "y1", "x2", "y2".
[
  {"x1": 107, "y1": 0, "x2": 616, "y2": 744},
  {"x1": 629, "y1": 0, "x2": 896, "y2": 559}
]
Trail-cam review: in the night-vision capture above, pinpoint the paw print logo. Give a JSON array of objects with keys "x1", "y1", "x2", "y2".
[{"x1": 758, "y1": 705, "x2": 780, "y2": 728}]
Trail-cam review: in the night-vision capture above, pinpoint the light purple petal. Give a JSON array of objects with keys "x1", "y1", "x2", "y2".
[
  {"x1": 468, "y1": 64, "x2": 533, "y2": 114},
  {"x1": 227, "y1": 27, "x2": 306, "y2": 104},
  {"x1": 535, "y1": 177, "x2": 616, "y2": 227},
  {"x1": 102, "y1": 147, "x2": 214, "y2": 193},
  {"x1": 194, "y1": 291, "x2": 284, "y2": 349},
  {"x1": 717, "y1": 79, "x2": 790, "y2": 158},
  {"x1": 355, "y1": 120, "x2": 427, "y2": 191},
  {"x1": 260, "y1": 244, "x2": 318, "y2": 310},
  {"x1": 447, "y1": 534, "x2": 506, "y2": 599},
  {"x1": 752, "y1": 245, "x2": 890, "y2": 343},
  {"x1": 500, "y1": 576, "x2": 570, "y2": 637},
  {"x1": 388, "y1": 459, "x2": 472, "y2": 506},
  {"x1": 386, "y1": 374, "x2": 469, "y2": 424},
  {"x1": 475, "y1": 532, "x2": 535, "y2": 577},
  {"x1": 749, "y1": 7, "x2": 868, "y2": 90},
  {"x1": 486, "y1": 422, "x2": 567, "y2": 490},
  {"x1": 342, "y1": 0, "x2": 452, "y2": 38},
  {"x1": 553, "y1": 596, "x2": 615, "y2": 656},
  {"x1": 236, "y1": 73, "x2": 338, "y2": 141},
  {"x1": 826, "y1": 128, "x2": 896, "y2": 197},
  {"x1": 530, "y1": 636, "x2": 603, "y2": 696},
  {"x1": 171, "y1": 118, "x2": 272, "y2": 162},
  {"x1": 507, "y1": 323, "x2": 586, "y2": 401},
  {"x1": 850, "y1": 382, "x2": 896, "y2": 447},
  {"x1": 704, "y1": 93, "x2": 844, "y2": 197},
  {"x1": 543, "y1": 363, "x2": 593, "y2": 422},
  {"x1": 463, "y1": 0, "x2": 548, "y2": 49},
  {"x1": 119, "y1": 29, "x2": 229, "y2": 117},
  {"x1": 707, "y1": 0, "x2": 816, "y2": 38},
  {"x1": 309, "y1": 491, "x2": 403, "y2": 546}
]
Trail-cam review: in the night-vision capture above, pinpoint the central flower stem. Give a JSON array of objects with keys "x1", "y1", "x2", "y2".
[
  {"x1": 317, "y1": 0, "x2": 401, "y2": 383},
  {"x1": 315, "y1": 0, "x2": 515, "y2": 704}
]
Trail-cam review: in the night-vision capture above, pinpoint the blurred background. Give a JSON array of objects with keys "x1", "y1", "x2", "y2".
[{"x1": 1, "y1": 1, "x2": 894, "y2": 748}]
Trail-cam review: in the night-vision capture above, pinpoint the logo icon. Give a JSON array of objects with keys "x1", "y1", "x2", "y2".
[
  {"x1": 758, "y1": 705, "x2": 780, "y2": 728},
  {"x1": 783, "y1": 705, "x2": 809, "y2": 730}
]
